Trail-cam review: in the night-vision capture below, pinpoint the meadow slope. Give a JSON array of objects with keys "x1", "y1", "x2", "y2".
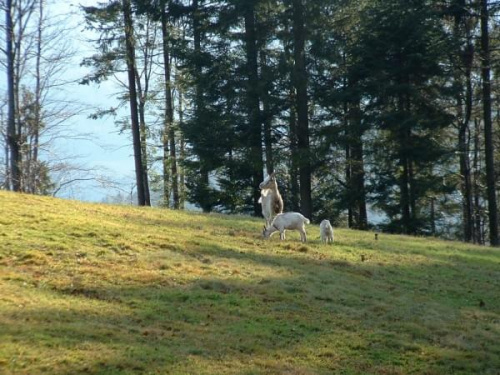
[{"x1": 0, "y1": 190, "x2": 499, "y2": 375}]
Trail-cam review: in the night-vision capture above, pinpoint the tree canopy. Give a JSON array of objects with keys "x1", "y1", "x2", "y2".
[{"x1": 2, "y1": 0, "x2": 500, "y2": 245}]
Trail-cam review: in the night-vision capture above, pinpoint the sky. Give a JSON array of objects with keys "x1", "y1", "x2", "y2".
[{"x1": 53, "y1": 1, "x2": 136, "y2": 202}]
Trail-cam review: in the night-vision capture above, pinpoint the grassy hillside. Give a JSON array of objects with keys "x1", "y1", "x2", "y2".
[{"x1": 0, "y1": 190, "x2": 499, "y2": 375}]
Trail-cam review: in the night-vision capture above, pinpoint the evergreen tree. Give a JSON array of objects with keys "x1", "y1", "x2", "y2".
[
  {"x1": 449, "y1": 0, "x2": 475, "y2": 242},
  {"x1": 69, "y1": 0, "x2": 500, "y2": 244},
  {"x1": 291, "y1": 0, "x2": 312, "y2": 219},
  {"x1": 309, "y1": 0, "x2": 369, "y2": 229},
  {"x1": 242, "y1": 0, "x2": 265, "y2": 216},
  {"x1": 355, "y1": 0, "x2": 454, "y2": 234}
]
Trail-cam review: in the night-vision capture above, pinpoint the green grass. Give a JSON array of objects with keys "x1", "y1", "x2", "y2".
[{"x1": 0, "y1": 190, "x2": 499, "y2": 374}]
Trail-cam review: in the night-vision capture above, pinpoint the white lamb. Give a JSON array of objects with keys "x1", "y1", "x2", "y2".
[
  {"x1": 262, "y1": 212, "x2": 310, "y2": 243},
  {"x1": 319, "y1": 219, "x2": 334, "y2": 244}
]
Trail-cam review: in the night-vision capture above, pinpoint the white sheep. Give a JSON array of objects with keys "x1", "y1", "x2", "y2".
[
  {"x1": 319, "y1": 219, "x2": 334, "y2": 244},
  {"x1": 258, "y1": 172, "x2": 284, "y2": 227},
  {"x1": 262, "y1": 212, "x2": 310, "y2": 243}
]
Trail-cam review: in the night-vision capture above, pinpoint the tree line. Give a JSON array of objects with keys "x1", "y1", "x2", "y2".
[{"x1": 2, "y1": 0, "x2": 500, "y2": 245}]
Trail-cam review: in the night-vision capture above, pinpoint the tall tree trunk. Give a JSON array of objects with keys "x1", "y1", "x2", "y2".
[
  {"x1": 345, "y1": 143, "x2": 353, "y2": 228},
  {"x1": 31, "y1": 0, "x2": 43, "y2": 194},
  {"x1": 454, "y1": 0, "x2": 474, "y2": 242},
  {"x1": 352, "y1": 135, "x2": 367, "y2": 230},
  {"x1": 343, "y1": 82, "x2": 353, "y2": 228},
  {"x1": 178, "y1": 82, "x2": 186, "y2": 210},
  {"x1": 122, "y1": 0, "x2": 147, "y2": 206},
  {"x1": 398, "y1": 93, "x2": 411, "y2": 234},
  {"x1": 137, "y1": 102, "x2": 151, "y2": 205},
  {"x1": 244, "y1": 2, "x2": 264, "y2": 216},
  {"x1": 192, "y1": 0, "x2": 210, "y2": 212},
  {"x1": 406, "y1": 94, "x2": 417, "y2": 234},
  {"x1": 289, "y1": 91, "x2": 300, "y2": 212},
  {"x1": 168, "y1": 90, "x2": 178, "y2": 209},
  {"x1": 1, "y1": 108, "x2": 8, "y2": 189},
  {"x1": 283, "y1": 18, "x2": 299, "y2": 212},
  {"x1": 430, "y1": 197, "x2": 436, "y2": 236},
  {"x1": 161, "y1": 7, "x2": 179, "y2": 209},
  {"x1": 473, "y1": 118, "x2": 483, "y2": 244},
  {"x1": 479, "y1": 0, "x2": 499, "y2": 246},
  {"x1": 400, "y1": 153, "x2": 411, "y2": 235},
  {"x1": 13, "y1": 0, "x2": 27, "y2": 191},
  {"x1": 163, "y1": 129, "x2": 170, "y2": 207},
  {"x1": 3, "y1": 129, "x2": 9, "y2": 189},
  {"x1": 292, "y1": 0, "x2": 312, "y2": 219},
  {"x1": 409, "y1": 159, "x2": 417, "y2": 228},
  {"x1": 349, "y1": 96, "x2": 367, "y2": 230},
  {"x1": 260, "y1": 50, "x2": 274, "y2": 174},
  {"x1": 458, "y1": 56, "x2": 474, "y2": 241},
  {"x1": 133, "y1": 17, "x2": 151, "y2": 205},
  {"x1": 6, "y1": 0, "x2": 20, "y2": 192},
  {"x1": 459, "y1": 115, "x2": 473, "y2": 242}
]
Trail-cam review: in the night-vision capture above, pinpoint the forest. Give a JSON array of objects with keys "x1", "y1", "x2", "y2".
[{"x1": 2, "y1": 0, "x2": 500, "y2": 245}]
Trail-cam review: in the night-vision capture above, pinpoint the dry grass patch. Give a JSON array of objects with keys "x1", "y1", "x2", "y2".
[{"x1": 1, "y1": 191, "x2": 499, "y2": 374}]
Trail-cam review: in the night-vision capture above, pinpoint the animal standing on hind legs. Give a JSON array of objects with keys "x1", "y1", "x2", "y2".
[{"x1": 259, "y1": 172, "x2": 284, "y2": 227}]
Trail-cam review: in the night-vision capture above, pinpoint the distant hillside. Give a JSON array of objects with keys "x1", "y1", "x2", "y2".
[{"x1": 0, "y1": 190, "x2": 499, "y2": 375}]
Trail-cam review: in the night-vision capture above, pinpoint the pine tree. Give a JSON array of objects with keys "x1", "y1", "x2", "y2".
[
  {"x1": 291, "y1": 0, "x2": 312, "y2": 219},
  {"x1": 241, "y1": 0, "x2": 265, "y2": 216},
  {"x1": 309, "y1": 0, "x2": 369, "y2": 229},
  {"x1": 355, "y1": 0, "x2": 454, "y2": 234},
  {"x1": 446, "y1": 0, "x2": 476, "y2": 242}
]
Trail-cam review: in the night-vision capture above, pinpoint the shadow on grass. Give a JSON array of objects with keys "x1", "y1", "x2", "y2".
[{"x1": 2, "y1": 239, "x2": 500, "y2": 375}]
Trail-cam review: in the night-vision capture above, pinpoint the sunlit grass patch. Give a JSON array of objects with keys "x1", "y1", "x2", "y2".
[{"x1": 1, "y1": 190, "x2": 499, "y2": 374}]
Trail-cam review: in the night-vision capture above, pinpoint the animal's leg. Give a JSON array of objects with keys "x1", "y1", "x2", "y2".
[{"x1": 300, "y1": 227, "x2": 307, "y2": 243}]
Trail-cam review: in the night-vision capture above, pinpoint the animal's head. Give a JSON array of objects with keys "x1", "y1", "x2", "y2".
[
  {"x1": 259, "y1": 172, "x2": 276, "y2": 190},
  {"x1": 262, "y1": 225, "x2": 272, "y2": 239}
]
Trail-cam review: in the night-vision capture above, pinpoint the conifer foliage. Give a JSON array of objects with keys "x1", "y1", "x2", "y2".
[{"x1": 3, "y1": 0, "x2": 500, "y2": 244}]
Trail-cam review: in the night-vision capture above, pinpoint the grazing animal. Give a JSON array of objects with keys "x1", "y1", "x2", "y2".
[
  {"x1": 262, "y1": 212, "x2": 310, "y2": 243},
  {"x1": 258, "y1": 172, "x2": 284, "y2": 227},
  {"x1": 319, "y1": 219, "x2": 334, "y2": 244}
]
